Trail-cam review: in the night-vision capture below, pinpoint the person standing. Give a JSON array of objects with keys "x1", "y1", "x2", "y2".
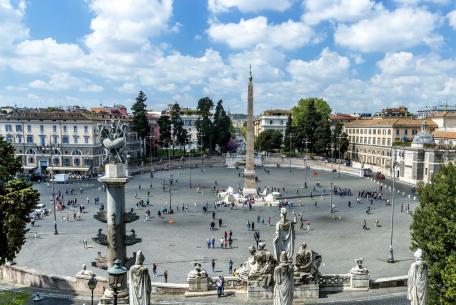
[
  {"x1": 212, "y1": 259, "x2": 216, "y2": 272},
  {"x1": 152, "y1": 263, "x2": 157, "y2": 277},
  {"x1": 228, "y1": 260, "x2": 233, "y2": 274},
  {"x1": 163, "y1": 270, "x2": 168, "y2": 283}
]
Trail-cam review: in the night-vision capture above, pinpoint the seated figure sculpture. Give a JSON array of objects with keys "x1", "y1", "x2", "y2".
[
  {"x1": 249, "y1": 242, "x2": 277, "y2": 287},
  {"x1": 237, "y1": 246, "x2": 257, "y2": 282},
  {"x1": 294, "y1": 242, "x2": 322, "y2": 284},
  {"x1": 187, "y1": 262, "x2": 208, "y2": 281}
]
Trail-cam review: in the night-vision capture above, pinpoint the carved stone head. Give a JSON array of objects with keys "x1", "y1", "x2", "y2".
[
  {"x1": 135, "y1": 250, "x2": 145, "y2": 265},
  {"x1": 414, "y1": 248, "x2": 423, "y2": 261},
  {"x1": 279, "y1": 251, "x2": 288, "y2": 263}
]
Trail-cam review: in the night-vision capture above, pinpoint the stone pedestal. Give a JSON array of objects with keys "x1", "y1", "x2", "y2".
[
  {"x1": 247, "y1": 281, "x2": 273, "y2": 299},
  {"x1": 188, "y1": 278, "x2": 209, "y2": 292},
  {"x1": 294, "y1": 284, "x2": 319, "y2": 299},
  {"x1": 350, "y1": 273, "x2": 370, "y2": 290},
  {"x1": 99, "y1": 288, "x2": 129, "y2": 305},
  {"x1": 243, "y1": 170, "x2": 256, "y2": 194}
]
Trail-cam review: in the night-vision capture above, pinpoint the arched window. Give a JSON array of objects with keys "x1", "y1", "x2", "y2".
[
  {"x1": 26, "y1": 148, "x2": 36, "y2": 155},
  {"x1": 71, "y1": 149, "x2": 82, "y2": 156}
]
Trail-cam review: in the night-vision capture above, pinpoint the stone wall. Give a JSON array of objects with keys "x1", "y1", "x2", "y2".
[{"x1": 0, "y1": 264, "x2": 107, "y2": 295}]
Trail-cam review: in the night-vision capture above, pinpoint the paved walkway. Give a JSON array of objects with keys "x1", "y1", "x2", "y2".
[{"x1": 15, "y1": 166, "x2": 417, "y2": 284}]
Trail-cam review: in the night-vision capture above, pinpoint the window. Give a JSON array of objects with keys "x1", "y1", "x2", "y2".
[
  {"x1": 388, "y1": 130, "x2": 391, "y2": 135},
  {"x1": 73, "y1": 126, "x2": 78, "y2": 133},
  {"x1": 387, "y1": 139, "x2": 391, "y2": 146},
  {"x1": 53, "y1": 158, "x2": 60, "y2": 166},
  {"x1": 84, "y1": 126, "x2": 88, "y2": 133},
  {"x1": 396, "y1": 129, "x2": 400, "y2": 136},
  {"x1": 16, "y1": 135, "x2": 22, "y2": 143},
  {"x1": 6, "y1": 135, "x2": 13, "y2": 143},
  {"x1": 63, "y1": 125, "x2": 67, "y2": 133},
  {"x1": 16, "y1": 125, "x2": 22, "y2": 132},
  {"x1": 269, "y1": 120, "x2": 273, "y2": 125},
  {"x1": 26, "y1": 135, "x2": 33, "y2": 143},
  {"x1": 373, "y1": 129, "x2": 376, "y2": 135},
  {"x1": 72, "y1": 150, "x2": 82, "y2": 155},
  {"x1": 62, "y1": 136, "x2": 69, "y2": 144},
  {"x1": 28, "y1": 157, "x2": 34, "y2": 164},
  {"x1": 412, "y1": 129, "x2": 417, "y2": 135},
  {"x1": 84, "y1": 136, "x2": 89, "y2": 144},
  {"x1": 73, "y1": 136, "x2": 78, "y2": 144},
  {"x1": 39, "y1": 135, "x2": 46, "y2": 146},
  {"x1": 40, "y1": 125, "x2": 44, "y2": 133},
  {"x1": 74, "y1": 158, "x2": 81, "y2": 166},
  {"x1": 63, "y1": 158, "x2": 70, "y2": 166},
  {"x1": 53, "y1": 135, "x2": 58, "y2": 144},
  {"x1": 27, "y1": 125, "x2": 31, "y2": 132},
  {"x1": 404, "y1": 129, "x2": 408, "y2": 135},
  {"x1": 5, "y1": 124, "x2": 12, "y2": 132},
  {"x1": 53, "y1": 125, "x2": 57, "y2": 133}
]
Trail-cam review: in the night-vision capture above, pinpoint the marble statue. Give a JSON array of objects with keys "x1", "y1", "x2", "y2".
[
  {"x1": 77, "y1": 264, "x2": 94, "y2": 276},
  {"x1": 187, "y1": 263, "x2": 208, "y2": 281},
  {"x1": 99, "y1": 119, "x2": 128, "y2": 163},
  {"x1": 128, "y1": 250, "x2": 151, "y2": 305},
  {"x1": 273, "y1": 208, "x2": 297, "y2": 262},
  {"x1": 351, "y1": 258, "x2": 369, "y2": 275},
  {"x1": 249, "y1": 242, "x2": 276, "y2": 287},
  {"x1": 407, "y1": 249, "x2": 428, "y2": 305},
  {"x1": 273, "y1": 251, "x2": 294, "y2": 305},
  {"x1": 294, "y1": 242, "x2": 322, "y2": 284},
  {"x1": 237, "y1": 246, "x2": 257, "y2": 281}
]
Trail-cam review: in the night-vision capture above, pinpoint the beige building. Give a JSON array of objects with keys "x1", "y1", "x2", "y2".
[
  {"x1": 0, "y1": 108, "x2": 142, "y2": 176},
  {"x1": 254, "y1": 109, "x2": 290, "y2": 137},
  {"x1": 344, "y1": 118, "x2": 437, "y2": 172}
]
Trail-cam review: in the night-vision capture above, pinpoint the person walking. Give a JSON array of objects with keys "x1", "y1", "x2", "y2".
[
  {"x1": 363, "y1": 219, "x2": 367, "y2": 230},
  {"x1": 228, "y1": 259, "x2": 233, "y2": 274},
  {"x1": 218, "y1": 218, "x2": 222, "y2": 227},
  {"x1": 152, "y1": 263, "x2": 157, "y2": 277},
  {"x1": 216, "y1": 276, "x2": 223, "y2": 298},
  {"x1": 307, "y1": 222, "x2": 311, "y2": 232},
  {"x1": 251, "y1": 222, "x2": 255, "y2": 231},
  {"x1": 212, "y1": 259, "x2": 216, "y2": 272},
  {"x1": 212, "y1": 237, "x2": 215, "y2": 248}
]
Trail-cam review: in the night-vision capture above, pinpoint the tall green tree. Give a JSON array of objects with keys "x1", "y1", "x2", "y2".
[
  {"x1": 157, "y1": 115, "x2": 172, "y2": 150},
  {"x1": 170, "y1": 103, "x2": 189, "y2": 155},
  {"x1": 332, "y1": 122, "x2": 349, "y2": 159},
  {"x1": 411, "y1": 163, "x2": 456, "y2": 305},
  {"x1": 283, "y1": 115, "x2": 295, "y2": 154},
  {"x1": 0, "y1": 137, "x2": 39, "y2": 265},
  {"x1": 255, "y1": 129, "x2": 283, "y2": 153},
  {"x1": 314, "y1": 117, "x2": 331, "y2": 156},
  {"x1": 213, "y1": 100, "x2": 232, "y2": 153},
  {"x1": 131, "y1": 91, "x2": 150, "y2": 157},
  {"x1": 195, "y1": 97, "x2": 215, "y2": 154}
]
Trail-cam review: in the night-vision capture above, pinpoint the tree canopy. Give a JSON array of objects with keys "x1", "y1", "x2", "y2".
[
  {"x1": 195, "y1": 97, "x2": 215, "y2": 154},
  {"x1": 213, "y1": 100, "x2": 232, "y2": 153},
  {"x1": 131, "y1": 91, "x2": 150, "y2": 140},
  {"x1": 255, "y1": 129, "x2": 283, "y2": 153},
  {"x1": 0, "y1": 137, "x2": 39, "y2": 265},
  {"x1": 170, "y1": 103, "x2": 189, "y2": 154},
  {"x1": 157, "y1": 115, "x2": 172, "y2": 149},
  {"x1": 411, "y1": 163, "x2": 456, "y2": 304}
]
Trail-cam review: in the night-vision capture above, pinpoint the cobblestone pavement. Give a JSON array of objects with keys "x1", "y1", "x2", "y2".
[{"x1": 15, "y1": 165, "x2": 417, "y2": 284}]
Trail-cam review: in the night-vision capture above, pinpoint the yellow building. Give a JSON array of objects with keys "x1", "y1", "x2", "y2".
[{"x1": 344, "y1": 118, "x2": 437, "y2": 171}]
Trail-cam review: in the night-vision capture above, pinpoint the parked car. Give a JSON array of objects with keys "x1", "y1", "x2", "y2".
[
  {"x1": 376, "y1": 172, "x2": 385, "y2": 180},
  {"x1": 362, "y1": 168, "x2": 372, "y2": 177}
]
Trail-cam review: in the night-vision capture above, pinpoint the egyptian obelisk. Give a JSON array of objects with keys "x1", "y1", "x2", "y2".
[{"x1": 243, "y1": 66, "x2": 256, "y2": 194}]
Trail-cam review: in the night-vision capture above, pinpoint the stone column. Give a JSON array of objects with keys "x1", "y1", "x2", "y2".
[
  {"x1": 98, "y1": 163, "x2": 129, "y2": 304},
  {"x1": 244, "y1": 69, "x2": 256, "y2": 194}
]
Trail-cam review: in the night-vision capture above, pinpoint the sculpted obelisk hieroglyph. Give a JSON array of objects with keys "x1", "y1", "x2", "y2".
[{"x1": 243, "y1": 66, "x2": 256, "y2": 194}]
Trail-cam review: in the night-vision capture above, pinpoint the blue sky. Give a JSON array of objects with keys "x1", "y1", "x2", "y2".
[{"x1": 1, "y1": 0, "x2": 456, "y2": 114}]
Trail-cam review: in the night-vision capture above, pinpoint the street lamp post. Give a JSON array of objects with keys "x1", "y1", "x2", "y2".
[
  {"x1": 303, "y1": 138, "x2": 310, "y2": 187},
  {"x1": 388, "y1": 156, "x2": 398, "y2": 263},
  {"x1": 107, "y1": 259, "x2": 127, "y2": 305},
  {"x1": 188, "y1": 144, "x2": 192, "y2": 188},
  {"x1": 169, "y1": 176, "x2": 172, "y2": 212},
  {"x1": 330, "y1": 143, "x2": 334, "y2": 213},
  {"x1": 289, "y1": 132, "x2": 292, "y2": 172},
  {"x1": 46, "y1": 136, "x2": 58, "y2": 235},
  {"x1": 149, "y1": 135, "x2": 154, "y2": 178},
  {"x1": 87, "y1": 274, "x2": 97, "y2": 305}
]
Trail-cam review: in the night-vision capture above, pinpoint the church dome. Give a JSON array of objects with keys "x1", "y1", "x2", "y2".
[{"x1": 412, "y1": 131, "x2": 435, "y2": 145}]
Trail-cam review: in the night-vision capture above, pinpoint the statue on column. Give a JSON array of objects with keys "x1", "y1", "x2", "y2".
[
  {"x1": 273, "y1": 208, "x2": 297, "y2": 261},
  {"x1": 128, "y1": 251, "x2": 151, "y2": 305},
  {"x1": 273, "y1": 251, "x2": 294, "y2": 305},
  {"x1": 407, "y1": 248, "x2": 428, "y2": 305}
]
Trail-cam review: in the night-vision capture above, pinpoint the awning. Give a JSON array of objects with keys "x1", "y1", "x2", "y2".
[
  {"x1": 46, "y1": 166, "x2": 90, "y2": 172},
  {"x1": 22, "y1": 165, "x2": 37, "y2": 170}
]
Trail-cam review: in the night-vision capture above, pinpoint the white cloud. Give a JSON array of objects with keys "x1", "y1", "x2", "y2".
[
  {"x1": 302, "y1": 0, "x2": 377, "y2": 25},
  {"x1": 448, "y1": 10, "x2": 456, "y2": 30},
  {"x1": 334, "y1": 8, "x2": 441, "y2": 52},
  {"x1": 28, "y1": 73, "x2": 103, "y2": 92},
  {"x1": 208, "y1": 17, "x2": 312, "y2": 49},
  {"x1": 208, "y1": 0, "x2": 292, "y2": 13},
  {"x1": 288, "y1": 48, "x2": 350, "y2": 82},
  {"x1": 395, "y1": 0, "x2": 449, "y2": 5},
  {"x1": 0, "y1": 0, "x2": 28, "y2": 51},
  {"x1": 84, "y1": 0, "x2": 173, "y2": 53}
]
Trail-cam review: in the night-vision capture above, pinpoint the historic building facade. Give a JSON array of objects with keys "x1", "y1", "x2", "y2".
[
  {"x1": 0, "y1": 108, "x2": 142, "y2": 176},
  {"x1": 254, "y1": 109, "x2": 290, "y2": 137},
  {"x1": 344, "y1": 118, "x2": 437, "y2": 173}
]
